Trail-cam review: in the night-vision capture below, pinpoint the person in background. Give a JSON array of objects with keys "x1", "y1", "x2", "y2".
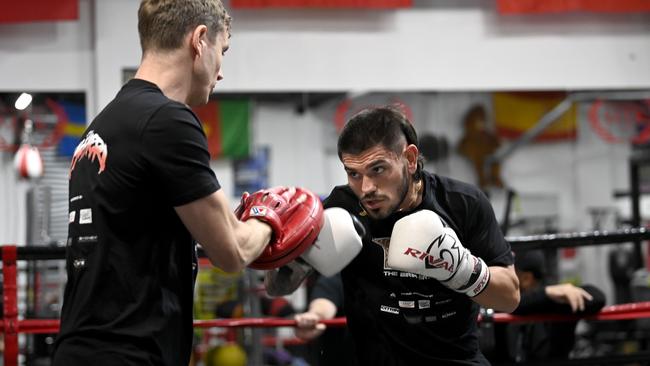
[
  {"x1": 294, "y1": 273, "x2": 357, "y2": 366},
  {"x1": 489, "y1": 249, "x2": 606, "y2": 363}
]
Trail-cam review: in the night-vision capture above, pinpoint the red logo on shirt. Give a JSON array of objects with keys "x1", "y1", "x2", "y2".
[{"x1": 70, "y1": 130, "x2": 108, "y2": 177}]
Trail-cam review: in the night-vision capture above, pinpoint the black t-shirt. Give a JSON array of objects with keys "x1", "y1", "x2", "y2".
[
  {"x1": 323, "y1": 171, "x2": 513, "y2": 366},
  {"x1": 52, "y1": 79, "x2": 220, "y2": 366},
  {"x1": 309, "y1": 274, "x2": 358, "y2": 366}
]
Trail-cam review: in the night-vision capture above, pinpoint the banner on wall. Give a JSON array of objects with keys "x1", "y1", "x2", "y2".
[
  {"x1": 0, "y1": 0, "x2": 78, "y2": 23},
  {"x1": 492, "y1": 92, "x2": 577, "y2": 141},
  {"x1": 497, "y1": 0, "x2": 650, "y2": 14},
  {"x1": 232, "y1": 0, "x2": 412, "y2": 8},
  {"x1": 48, "y1": 100, "x2": 87, "y2": 157},
  {"x1": 233, "y1": 146, "x2": 270, "y2": 198},
  {"x1": 192, "y1": 100, "x2": 251, "y2": 160}
]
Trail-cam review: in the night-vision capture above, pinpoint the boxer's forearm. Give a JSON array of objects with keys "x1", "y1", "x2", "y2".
[{"x1": 473, "y1": 265, "x2": 520, "y2": 312}]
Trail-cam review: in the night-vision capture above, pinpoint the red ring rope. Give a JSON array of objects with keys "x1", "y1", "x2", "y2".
[{"x1": 4, "y1": 244, "x2": 650, "y2": 364}]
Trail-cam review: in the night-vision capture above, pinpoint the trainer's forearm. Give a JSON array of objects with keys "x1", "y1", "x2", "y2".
[
  {"x1": 473, "y1": 265, "x2": 520, "y2": 312},
  {"x1": 234, "y1": 218, "x2": 272, "y2": 267}
]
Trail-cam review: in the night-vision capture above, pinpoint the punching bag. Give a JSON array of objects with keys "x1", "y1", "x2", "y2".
[{"x1": 13, "y1": 143, "x2": 44, "y2": 179}]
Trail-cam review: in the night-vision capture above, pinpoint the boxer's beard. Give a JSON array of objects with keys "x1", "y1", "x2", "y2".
[{"x1": 365, "y1": 165, "x2": 410, "y2": 220}]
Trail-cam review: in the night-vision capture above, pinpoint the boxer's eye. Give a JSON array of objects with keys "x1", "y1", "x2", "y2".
[{"x1": 347, "y1": 171, "x2": 359, "y2": 179}]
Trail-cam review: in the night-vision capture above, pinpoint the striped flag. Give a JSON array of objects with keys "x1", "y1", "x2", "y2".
[
  {"x1": 192, "y1": 100, "x2": 251, "y2": 160},
  {"x1": 47, "y1": 99, "x2": 86, "y2": 157},
  {"x1": 492, "y1": 92, "x2": 577, "y2": 142}
]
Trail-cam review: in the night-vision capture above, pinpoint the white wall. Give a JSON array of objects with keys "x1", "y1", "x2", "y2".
[
  {"x1": 92, "y1": 0, "x2": 650, "y2": 112},
  {"x1": 3, "y1": 0, "x2": 648, "y2": 114},
  {"x1": 0, "y1": 0, "x2": 95, "y2": 104}
]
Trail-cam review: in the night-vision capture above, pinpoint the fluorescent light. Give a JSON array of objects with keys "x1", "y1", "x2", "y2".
[{"x1": 15, "y1": 93, "x2": 32, "y2": 111}]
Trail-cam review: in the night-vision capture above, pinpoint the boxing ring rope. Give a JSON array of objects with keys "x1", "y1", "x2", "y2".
[
  {"x1": 5, "y1": 301, "x2": 650, "y2": 335},
  {"x1": 506, "y1": 226, "x2": 650, "y2": 250},
  {"x1": 3, "y1": 227, "x2": 650, "y2": 365}
]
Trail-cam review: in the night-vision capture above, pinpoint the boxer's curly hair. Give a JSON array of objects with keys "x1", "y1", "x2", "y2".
[
  {"x1": 337, "y1": 106, "x2": 424, "y2": 181},
  {"x1": 138, "y1": 0, "x2": 231, "y2": 52}
]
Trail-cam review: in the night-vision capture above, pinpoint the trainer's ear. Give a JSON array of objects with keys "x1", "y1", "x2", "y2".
[{"x1": 190, "y1": 25, "x2": 208, "y2": 57}]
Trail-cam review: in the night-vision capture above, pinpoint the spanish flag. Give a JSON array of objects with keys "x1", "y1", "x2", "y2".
[
  {"x1": 192, "y1": 100, "x2": 251, "y2": 160},
  {"x1": 493, "y1": 92, "x2": 577, "y2": 142}
]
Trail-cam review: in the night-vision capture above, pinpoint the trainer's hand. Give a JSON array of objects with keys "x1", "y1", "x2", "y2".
[
  {"x1": 545, "y1": 283, "x2": 593, "y2": 312},
  {"x1": 238, "y1": 186, "x2": 324, "y2": 270},
  {"x1": 294, "y1": 311, "x2": 327, "y2": 341},
  {"x1": 387, "y1": 210, "x2": 490, "y2": 297}
]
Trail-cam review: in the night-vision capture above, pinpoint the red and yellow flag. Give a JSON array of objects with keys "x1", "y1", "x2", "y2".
[{"x1": 493, "y1": 92, "x2": 577, "y2": 142}]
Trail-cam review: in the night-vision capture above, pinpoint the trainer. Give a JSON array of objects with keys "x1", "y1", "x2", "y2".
[{"x1": 52, "y1": 1, "x2": 322, "y2": 365}]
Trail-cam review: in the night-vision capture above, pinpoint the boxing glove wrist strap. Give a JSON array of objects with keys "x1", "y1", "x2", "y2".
[{"x1": 443, "y1": 252, "x2": 491, "y2": 297}]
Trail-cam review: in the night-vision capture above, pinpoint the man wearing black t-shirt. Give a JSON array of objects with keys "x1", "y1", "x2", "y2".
[
  {"x1": 298, "y1": 107, "x2": 520, "y2": 365},
  {"x1": 51, "y1": 1, "x2": 277, "y2": 365},
  {"x1": 295, "y1": 273, "x2": 357, "y2": 366}
]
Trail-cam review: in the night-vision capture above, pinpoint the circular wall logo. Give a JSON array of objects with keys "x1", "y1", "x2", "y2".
[{"x1": 588, "y1": 99, "x2": 650, "y2": 144}]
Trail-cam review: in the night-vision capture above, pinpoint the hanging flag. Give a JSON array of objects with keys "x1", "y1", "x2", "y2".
[
  {"x1": 0, "y1": 0, "x2": 78, "y2": 23},
  {"x1": 232, "y1": 0, "x2": 412, "y2": 8},
  {"x1": 497, "y1": 0, "x2": 650, "y2": 14},
  {"x1": 47, "y1": 99, "x2": 86, "y2": 157},
  {"x1": 492, "y1": 92, "x2": 577, "y2": 142},
  {"x1": 192, "y1": 100, "x2": 251, "y2": 160}
]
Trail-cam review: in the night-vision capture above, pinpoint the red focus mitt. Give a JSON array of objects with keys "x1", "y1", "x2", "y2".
[{"x1": 237, "y1": 186, "x2": 324, "y2": 270}]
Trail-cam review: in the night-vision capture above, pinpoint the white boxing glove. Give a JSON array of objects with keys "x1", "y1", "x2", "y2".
[
  {"x1": 386, "y1": 210, "x2": 490, "y2": 297},
  {"x1": 301, "y1": 207, "x2": 364, "y2": 277},
  {"x1": 265, "y1": 207, "x2": 364, "y2": 296}
]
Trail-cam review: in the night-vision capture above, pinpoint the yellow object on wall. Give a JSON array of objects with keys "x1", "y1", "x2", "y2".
[{"x1": 493, "y1": 92, "x2": 577, "y2": 141}]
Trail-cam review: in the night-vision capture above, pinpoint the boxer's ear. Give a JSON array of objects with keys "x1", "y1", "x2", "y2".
[{"x1": 403, "y1": 143, "x2": 419, "y2": 176}]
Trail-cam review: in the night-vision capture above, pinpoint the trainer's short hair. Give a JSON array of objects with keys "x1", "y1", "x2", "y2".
[
  {"x1": 337, "y1": 106, "x2": 424, "y2": 180},
  {"x1": 138, "y1": 0, "x2": 231, "y2": 53}
]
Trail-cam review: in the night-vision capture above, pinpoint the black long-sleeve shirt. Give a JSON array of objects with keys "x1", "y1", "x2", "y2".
[
  {"x1": 513, "y1": 284, "x2": 606, "y2": 316},
  {"x1": 490, "y1": 284, "x2": 606, "y2": 363}
]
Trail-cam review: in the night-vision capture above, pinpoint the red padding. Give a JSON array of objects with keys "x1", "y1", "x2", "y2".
[
  {"x1": 232, "y1": 0, "x2": 412, "y2": 9},
  {"x1": 0, "y1": 0, "x2": 78, "y2": 23}
]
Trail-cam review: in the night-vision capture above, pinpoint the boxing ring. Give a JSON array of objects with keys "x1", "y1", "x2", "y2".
[{"x1": 3, "y1": 227, "x2": 650, "y2": 365}]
